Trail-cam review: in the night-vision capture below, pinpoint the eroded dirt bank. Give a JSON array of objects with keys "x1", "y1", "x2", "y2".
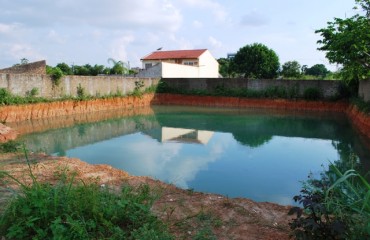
[{"x1": 0, "y1": 123, "x2": 17, "y2": 142}]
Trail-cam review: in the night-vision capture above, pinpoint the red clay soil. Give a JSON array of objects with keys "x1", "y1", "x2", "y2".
[
  {"x1": 0, "y1": 94, "x2": 155, "y2": 123},
  {"x1": 0, "y1": 123, "x2": 17, "y2": 142}
]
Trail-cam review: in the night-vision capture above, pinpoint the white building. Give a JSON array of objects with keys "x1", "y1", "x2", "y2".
[{"x1": 138, "y1": 49, "x2": 219, "y2": 78}]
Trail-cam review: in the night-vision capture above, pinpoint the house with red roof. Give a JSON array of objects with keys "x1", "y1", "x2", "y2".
[{"x1": 137, "y1": 49, "x2": 219, "y2": 78}]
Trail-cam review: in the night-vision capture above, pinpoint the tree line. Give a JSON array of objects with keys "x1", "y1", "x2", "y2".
[{"x1": 219, "y1": 0, "x2": 369, "y2": 86}]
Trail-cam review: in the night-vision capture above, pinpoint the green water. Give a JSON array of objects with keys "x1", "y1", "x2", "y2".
[{"x1": 18, "y1": 106, "x2": 370, "y2": 206}]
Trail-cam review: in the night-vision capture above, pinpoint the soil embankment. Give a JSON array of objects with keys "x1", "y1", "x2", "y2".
[{"x1": 0, "y1": 123, "x2": 17, "y2": 142}]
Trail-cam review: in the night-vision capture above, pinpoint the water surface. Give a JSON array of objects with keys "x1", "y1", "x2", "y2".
[{"x1": 17, "y1": 106, "x2": 370, "y2": 206}]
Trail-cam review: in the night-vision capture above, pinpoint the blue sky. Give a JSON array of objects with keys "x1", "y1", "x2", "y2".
[{"x1": 0, "y1": 0, "x2": 358, "y2": 70}]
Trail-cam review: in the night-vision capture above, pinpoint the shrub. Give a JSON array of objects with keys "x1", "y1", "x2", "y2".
[
  {"x1": 303, "y1": 87, "x2": 322, "y2": 100},
  {"x1": 26, "y1": 88, "x2": 39, "y2": 97},
  {"x1": 289, "y1": 164, "x2": 370, "y2": 240},
  {"x1": 76, "y1": 84, "x2": 86, "y2": 99},
  {"x1": 47, "y1": 67, "x2": 64, "y2": 86}
]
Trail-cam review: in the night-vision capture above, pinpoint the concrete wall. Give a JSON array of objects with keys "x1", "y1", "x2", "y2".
[
  {"x1": 161, "y1": 78, "x2": 341, "y2": 98},
  {"x1": 359, "y1": 79, "x2": 370, "y2": 101},
  {"x1": 0, "y1": 60, "x2": 46, "y2": 74},
  {"x1": 0, "y1": 73, "x2": 160, "y2": 98}
]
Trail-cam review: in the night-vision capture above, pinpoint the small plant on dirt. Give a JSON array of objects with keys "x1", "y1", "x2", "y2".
[
  {"x1": 131, "y1": 80, "x2": 145, "y2": 97},
  {"x1": 289, "y1": 163, "x2": 370, "y2": 240},
  {"x1": 76, "y1": 83, "x2": 86, "y2": 100},
  {"x1": 0, "y1": 150, "x2": 173, "y2": 240}
]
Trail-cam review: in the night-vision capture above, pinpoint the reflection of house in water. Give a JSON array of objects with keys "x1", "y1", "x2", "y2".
[
  {"x1": 161, "y1": 127, "x2": 214, "y2": 144},
  {"x1": 143, "y1": 127, "x2": 214, "y2": 145}
]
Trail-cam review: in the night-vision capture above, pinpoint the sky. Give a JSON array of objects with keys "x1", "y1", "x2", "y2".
[{"x1": 0, "y1": 0, "x2": 358, "y2": 70}]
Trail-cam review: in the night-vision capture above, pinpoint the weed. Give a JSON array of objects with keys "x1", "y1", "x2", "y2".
[
  {"x1": 0, "y1": 140, "x2": 22, "y2": 153},
  {"x1": 289, "y1": 162, "x2": 370, "y2": 240},
  {"x1": 0, "y1": 152, "x2": 173, "y2": 239},
  {"x1": 26, "y1": 88, "x2": 39, "y2": 97},
  {"x1": 76, "y1": 83, "x2": 86, "y2": 100}
]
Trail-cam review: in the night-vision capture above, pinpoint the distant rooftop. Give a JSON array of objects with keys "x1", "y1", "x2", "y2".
[{"x1": 141, "y1": 49, "x2": 207, "y2": 60}]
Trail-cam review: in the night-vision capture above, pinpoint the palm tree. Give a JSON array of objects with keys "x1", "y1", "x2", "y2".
[{"x1": 107, "y1": 58, "x2": 129, "y2": 75}]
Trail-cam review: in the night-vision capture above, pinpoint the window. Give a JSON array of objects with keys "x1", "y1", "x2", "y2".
[
  {"x1": 183, "y1": 61, "x2": 198, "y2": 66},
  {"x1": 145, "y1": 63, "x2": 152, "y2": 69}
]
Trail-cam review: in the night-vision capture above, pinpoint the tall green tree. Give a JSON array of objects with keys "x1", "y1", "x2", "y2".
[
  {"x1": 107, "y1": 58, "x2": 129, "y2": 75},
  {"x1": 305, "y1": 64, "x2": 330, "y2": 78},
  {"x1": 281, "y1": 61, "x2": 301, "y2": 78},
  {"x1": 232, "y1": 43, "x2": 280, "y2": 79},
  {"x1": 315, "y1": 0, "x2": 370, "y2": 82},
  {"x1": 218, "y1": 58, "x2": 236, "y2": 77},
  {"x1": 56, "y1": 63, "x2": 73, "y2": 75}
]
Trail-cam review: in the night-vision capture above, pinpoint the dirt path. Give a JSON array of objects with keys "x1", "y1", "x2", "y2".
[{"x1": 0, "y1": 153, "x2": 293, "y2": 239}]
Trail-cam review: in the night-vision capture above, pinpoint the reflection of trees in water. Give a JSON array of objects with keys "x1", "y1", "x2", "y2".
[
  {"x1": 331, "y1": 140, "x2": 362, "y2": 174},
  {"x1": 233, "y1": 133, "x2": 272, "y2": 148}
]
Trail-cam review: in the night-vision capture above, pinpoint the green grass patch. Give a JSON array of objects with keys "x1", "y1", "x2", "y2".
[{"x1": 0, "y1": 157, "x2": 173, "y2": 239}]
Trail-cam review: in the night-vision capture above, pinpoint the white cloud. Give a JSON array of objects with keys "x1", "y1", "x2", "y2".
[
  {"x1": 8, "y1": 43, "x2": 44, "y2": 61},
  {"x1": 180, "y1": 0, "x2": 228, "y2": 22},
  {"x1": 193, "y1": 20, "x2": 203, "y2": 29},
  {"x1": 0, "y1": 0, "x2": 182, "y2": 32},
  {"x1": 109, "y1": 33, "x2": 135, "y2": 61},
  {"x1": 47, "y1": 30, "x2": 66, "y2": 44},
  {"x1": 208, "y1": 36, "x2": 222, "y2": 48},
  {"x1": 241, "y1": 10, "x2": 270, "y2": 27}
]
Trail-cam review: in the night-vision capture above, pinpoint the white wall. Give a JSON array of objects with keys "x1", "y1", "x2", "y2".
[
  {"x1": 161, "y1": 62, "x2": 200, "y2": 78},
  {"x1": 198, "y1": 50, "x2": 219, "y2": 78}
]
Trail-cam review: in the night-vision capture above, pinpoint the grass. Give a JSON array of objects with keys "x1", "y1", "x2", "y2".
[
  {"x1": 0, "y1": 84, "x2": 156, "y2": 106},
  {"x1": 289, "y1": 162, "x2": 370, "y2": 239},
  {"x1": 0, "y1": 150, "x2": 173, "y2": 240}
]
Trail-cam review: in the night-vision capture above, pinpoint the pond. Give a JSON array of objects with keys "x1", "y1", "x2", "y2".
[{"x1": 15, "y1": 106, "x2": 370, "y2": 206}]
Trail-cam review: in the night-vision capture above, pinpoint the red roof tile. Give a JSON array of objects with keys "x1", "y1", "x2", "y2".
[{"x1": 141, "y1": 49, "x2": 207, "y2": 60}]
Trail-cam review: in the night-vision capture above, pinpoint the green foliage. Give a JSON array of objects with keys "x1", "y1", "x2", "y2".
[
  {"x1": 289, "y1": 163, "x2": 370, "y2": 240},
  {"x1": 47, "y1": 67, "x2": 64, "y2": 86},
  {"x1": 108, "y1": 58, "x2": 129, "y2": 75},
  {"x1": 56, "y1": 63, "x2": 73, "y2": 75},
  {"x1": 304, "y1": 64, "x2": 330, "y2": 78},
  {"x1": 0, "y1": 140, "x2": 22, "y2": 153},
  {"x1": 303, "y1": 87, "x2": 322, "y2": 100},
  {"x1": 232, "y1": 43, "x2": 280, "y2": 79},
  {"x1": 76, "y1": 84, "x2": 87, "y2": 100},
  {"x1": 0, "y1": 88, "x2": 48, "y2": 105},
  {"x1": 26, "y1": 88, "x2": 39, "y2": 97},
  {"x1": 281, "y1": 61, "x2": 301, "y2": 78},
  {"x1": 316, "y1": 0, "x2": 370, "y2": 82},
  {"x1": 0, "y1": 165, "x2": 173, "y2": 239},
  {"x1": 351, "y1": 97, "x2": 370, "y2": 114},
  {"x1": 217, "y1": 58, "x2": 236, "y2": 77},
  {"x1": 130, "y1": 80, "x2": 145, "y2": 97}
]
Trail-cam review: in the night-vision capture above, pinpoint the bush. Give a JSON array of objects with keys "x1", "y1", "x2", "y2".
[
  {"x1": 76, "y1": 84, "x2": 86, "y2": 99},
  {"x1": 47, "y1": 67, "x2": 64, "y2": 86},
  {"x1": 289, "y1": 164, "x2": 370, "y2": 239},
  {"x1": 303, "y1": 87, "x2": 322, "y2": 100},
  {"x1": 0, "y1": 168, "x2": 173, "y2": 239}
]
